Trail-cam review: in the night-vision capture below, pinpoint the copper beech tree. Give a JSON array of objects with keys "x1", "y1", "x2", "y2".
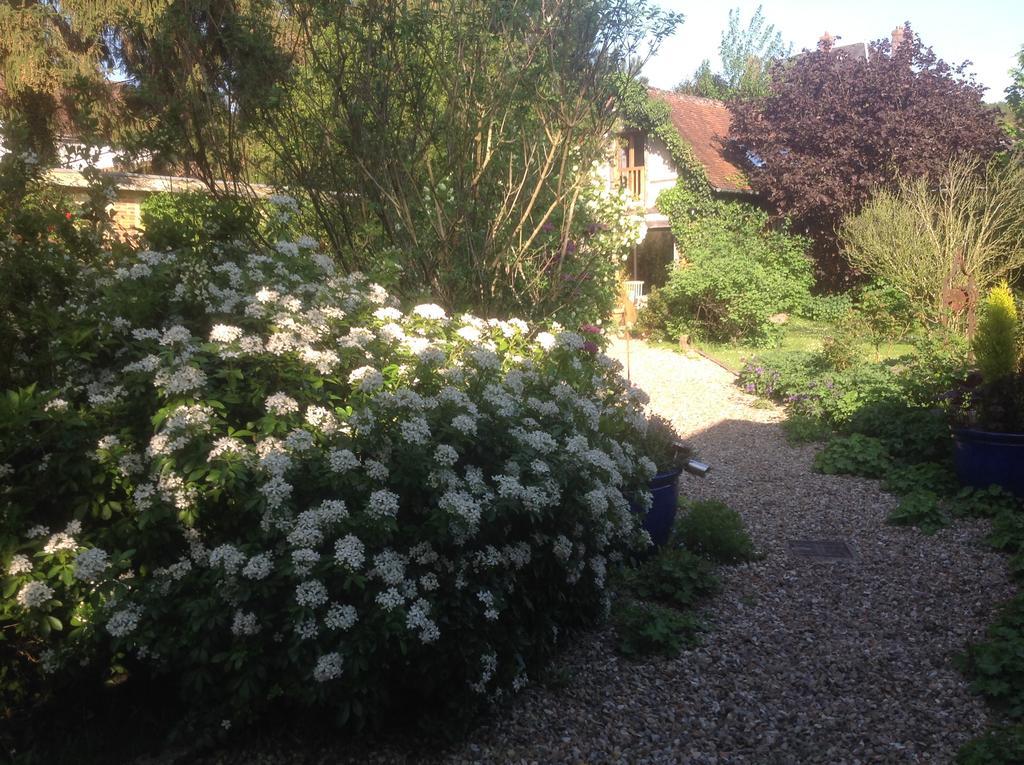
[{"x1": 727, "y1": 24, "x2": 1007, "y2": 285}]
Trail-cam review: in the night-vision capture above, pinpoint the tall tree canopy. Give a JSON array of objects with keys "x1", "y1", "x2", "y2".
[
  {"x1": 728, "y1": 24, "x2": 1007, "y2": 283},
  {"x1": 676, "y1": 5, "x2": 790, "y2": 100},
  {"x1": 0, "y1": 0, "x2": 681, "y2": 319},
  {"x1": 1006, "y1": 45, "x2": 1024, "y2": 141}
]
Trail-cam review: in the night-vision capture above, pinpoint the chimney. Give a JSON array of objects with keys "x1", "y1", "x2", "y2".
[
  {"x1": 818, "y1": 31, "x2": 835, "y2": 52},
  {"x1": 891, "y1": 25, "x2": 907, "y2": 53}
]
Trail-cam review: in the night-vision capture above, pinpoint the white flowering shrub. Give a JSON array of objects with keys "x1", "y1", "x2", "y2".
[{"x1": 0, "y1": 232, "x2": 656, "y2": 729}]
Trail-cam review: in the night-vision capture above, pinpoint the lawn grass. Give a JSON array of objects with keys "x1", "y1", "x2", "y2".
[{"x1": 651, "y1": 317, "x2": 917, "y2": 373}]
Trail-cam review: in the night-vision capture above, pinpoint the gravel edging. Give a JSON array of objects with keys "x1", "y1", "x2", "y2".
[{"x1": 203, "y1": 339, "x2": 1013, "y2": 765}]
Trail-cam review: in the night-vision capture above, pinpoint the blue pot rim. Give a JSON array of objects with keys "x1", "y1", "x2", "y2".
[
  {"x1": 952, "y1": 427, "x2": 1024, "y2": 445},
  {"x1": 653, "y1": 468, "x2": 682, "y2": 479}
]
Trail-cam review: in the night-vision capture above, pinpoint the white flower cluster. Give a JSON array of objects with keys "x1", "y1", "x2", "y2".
[
  {"x1": 16, "y1": 581, "x2": 55, "y2": 608},
  {"x1": 73, "y1": 547, "x2": 110, "y2": 582},
  {"x1": 313, "y1": 652, "x2": 344, "y2": 682},
  {"x1": 10, "y1": 232, "x2": 660, "y2": 714},
  {"x1": 7, "y1": 554, "x2": 32, "y2": 575},
  {"x1": 106, "y1": 604, "x2": 142, "y2": 637}
]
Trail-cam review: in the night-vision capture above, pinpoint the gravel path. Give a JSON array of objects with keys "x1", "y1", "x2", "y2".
[
  {"x1": 210, "y1": 340, "x2": 1013, "y2": 765},
  {"x1": 441, "y1": 340, "x2": 1013, "y2": 764}
]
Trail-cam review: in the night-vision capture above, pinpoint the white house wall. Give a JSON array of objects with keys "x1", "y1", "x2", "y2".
[{"x1": 643, "y1": 137, "x2": 678, "y2": 215}]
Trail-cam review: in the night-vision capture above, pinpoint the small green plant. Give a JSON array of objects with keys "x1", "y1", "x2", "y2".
[
  {"x1": 856, "y1": 281, "x2": 916, "y2": 358},
  {"x1": 886, "y1": 491, "x2": 950, "y2": 535},
  {"x1": 622, "y1": 547, "x2": 720, "y2": 609},
  {"x1": 813, "y1": 434, "x2": 892, "y2": 478},
  {"x1": 949, "y1": 485, "x2": 1022, "y2": 519},
  {"x1": 540, "y1": 665, "x2": 573, "y2": 691},
  {"x1": 674, "y1": 500, "x2": 758, "y2": 564},
  {"x1": 611, "y1": 599, "x2": 703, "y2": 658},
  {"x1": 781, "y1": 413, "x2": 832, "y2": 443},
  {"x1": 959, "y1": 592, "x2": 1024, "y2": 719},
  {"x1": 972, "y1": 282, "x2": 1020, "y2": 383},
  {"x1": 819, "y1": 315, "x2": 864, "y2": 371},
  {"x1": 1010, "y1": 553, "x2": 1024, "y2": 583},
  {"x1": 956, "y1": 725, "x2": 1024, "y2": 765},
  {"x1": 843, "y1": 401, "x2": 952, "y2": 465},
  {"x1": 880, "y1": 462, "x2": 958, "y2": 497},
  {"x1": 987, "y1": 509, "x2": 1024, "y2": 555}
]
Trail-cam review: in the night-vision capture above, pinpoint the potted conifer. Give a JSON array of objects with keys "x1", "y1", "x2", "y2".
[{"x1": 949, "y1": 283, "x2": 1024, "y2": 497}]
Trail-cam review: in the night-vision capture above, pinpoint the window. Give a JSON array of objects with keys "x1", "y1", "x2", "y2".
[{"x1": 619, "y1": 132, "x2": 645, "y2": 169}]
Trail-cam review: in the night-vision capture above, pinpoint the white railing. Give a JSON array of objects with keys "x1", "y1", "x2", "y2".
[{"x1": 624, "y1": 280, "x2": 645, "y2": 305}]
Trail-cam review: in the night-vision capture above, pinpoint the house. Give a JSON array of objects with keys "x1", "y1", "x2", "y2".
[{"x1": 607, "y1": 87, "x2": 754, "y2": 298}]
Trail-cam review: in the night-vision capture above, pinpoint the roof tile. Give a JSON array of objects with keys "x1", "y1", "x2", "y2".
[{"x1": 647, "y1": 88, "x2": 750, "y2": 193}]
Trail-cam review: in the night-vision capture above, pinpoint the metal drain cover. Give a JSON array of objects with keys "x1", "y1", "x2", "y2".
[{"x1": 787, "y1": 540, "x2": 854, "y2": 559}]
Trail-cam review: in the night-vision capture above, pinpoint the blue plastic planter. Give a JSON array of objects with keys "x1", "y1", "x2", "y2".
[
  {"x1": 952, "y1": 427, "x2": 1024, "y2": 497},
  {"x1": 641, "y1": 469, "x2": 682, "y2": 547}
]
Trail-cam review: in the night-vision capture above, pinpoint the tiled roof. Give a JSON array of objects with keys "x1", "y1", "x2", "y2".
[{"x1": 647, "y1": 88, "x2": 750, "y2": 194}]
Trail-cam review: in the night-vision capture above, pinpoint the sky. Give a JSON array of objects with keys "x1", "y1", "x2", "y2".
[{"x1": 643, "y1": 0, "x2": 1024, "y2": 102}]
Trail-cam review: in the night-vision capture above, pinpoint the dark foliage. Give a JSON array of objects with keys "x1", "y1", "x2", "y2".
[{"x1": 728, "y1": 24, "x2": 1007, "y2": 285}]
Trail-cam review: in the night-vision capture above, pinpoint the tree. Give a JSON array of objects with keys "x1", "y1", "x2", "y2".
[
  {"x1": 1, "y1": 0, "x2": 682, "y2": 321},
  {"x1": 841, "y1": 156, "x2": 1024, "y2": 328},
  {"x1": 728, "y1": 24, "x2": 1008, "y2": 284},
  {"x1": 676, "y1": 59, "x2": 728, "y2": 100},
  {"x1": 0, "y1": 0, "x2": 139, "y2": 158},
  {"x1": 0, "y1": 0, "x2": 287, "y2": 179},
  {"x1": 1006, "y1": 45, "x2": 1024, "y2": 141},
  {"x1": 676, "y1": 5, "x2": 790, "y2": 100}
]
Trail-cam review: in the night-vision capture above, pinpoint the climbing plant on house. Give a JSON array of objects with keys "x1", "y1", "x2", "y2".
[{"x1": 617, "y1": 79, "x2": 812, "y2": 344}]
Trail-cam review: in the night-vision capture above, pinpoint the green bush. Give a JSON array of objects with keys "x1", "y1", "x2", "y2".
[
  {"x1": 621, "y1": 547, "x2": 719, "y2": 609},
  {"x1": 880, "y1": 463, "x2": 958, "y2": 497},
  {"x1": 950, "y1": 486, "x2": 1022, "y2": 520},
  {"x1": 0, "y1": 218, "x2": 659, "y2": 739},
  {"x1": 798, "y1": 293, "x2": 854, "y2": 324},
  {"x1": 141, "y1": 191, "x2": 263, "y2": 252},
  {"x1": 813, "y1": 434, "x2": 892, "y2": 478},
  {"x1": 855, "y1": 281, "x2": 916, "y2": 354},
  {"x1": 736, "y1": 350, "x2": 819, "y2": 401},
  {"x1": 634, "y1": 285, "x2": 678, "y2": 340},
  {"x1": 638, "y1": 414, "x2": 690, "y2": 473},
  {"x1": 0, "y1": 154, "x2": 116, "y2": 391},
  {"x1": 642, "y1": 192, "x2": 812, "y2": 344},
  {"x1": 818, "y1": 317, "x2": 865, "y2": 371},
  {"x1": 739, "y1": 353, "x2": 905, "y2": 428},
  {"x1": 894, "y1": 330, "x2": 969, "y2": 407},
  {"x1": 611, "y1": 599, "x2": 702, "y2": 658},
  {"x1": 987, "y1": 509, "x2": 1024, "y2": 555},
  {"x1": 674, "y1": 500, "x2": 758, "y2": 564},
  {"x1": 843, "y1": 402, "x2": 952, "y2": 465}
]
